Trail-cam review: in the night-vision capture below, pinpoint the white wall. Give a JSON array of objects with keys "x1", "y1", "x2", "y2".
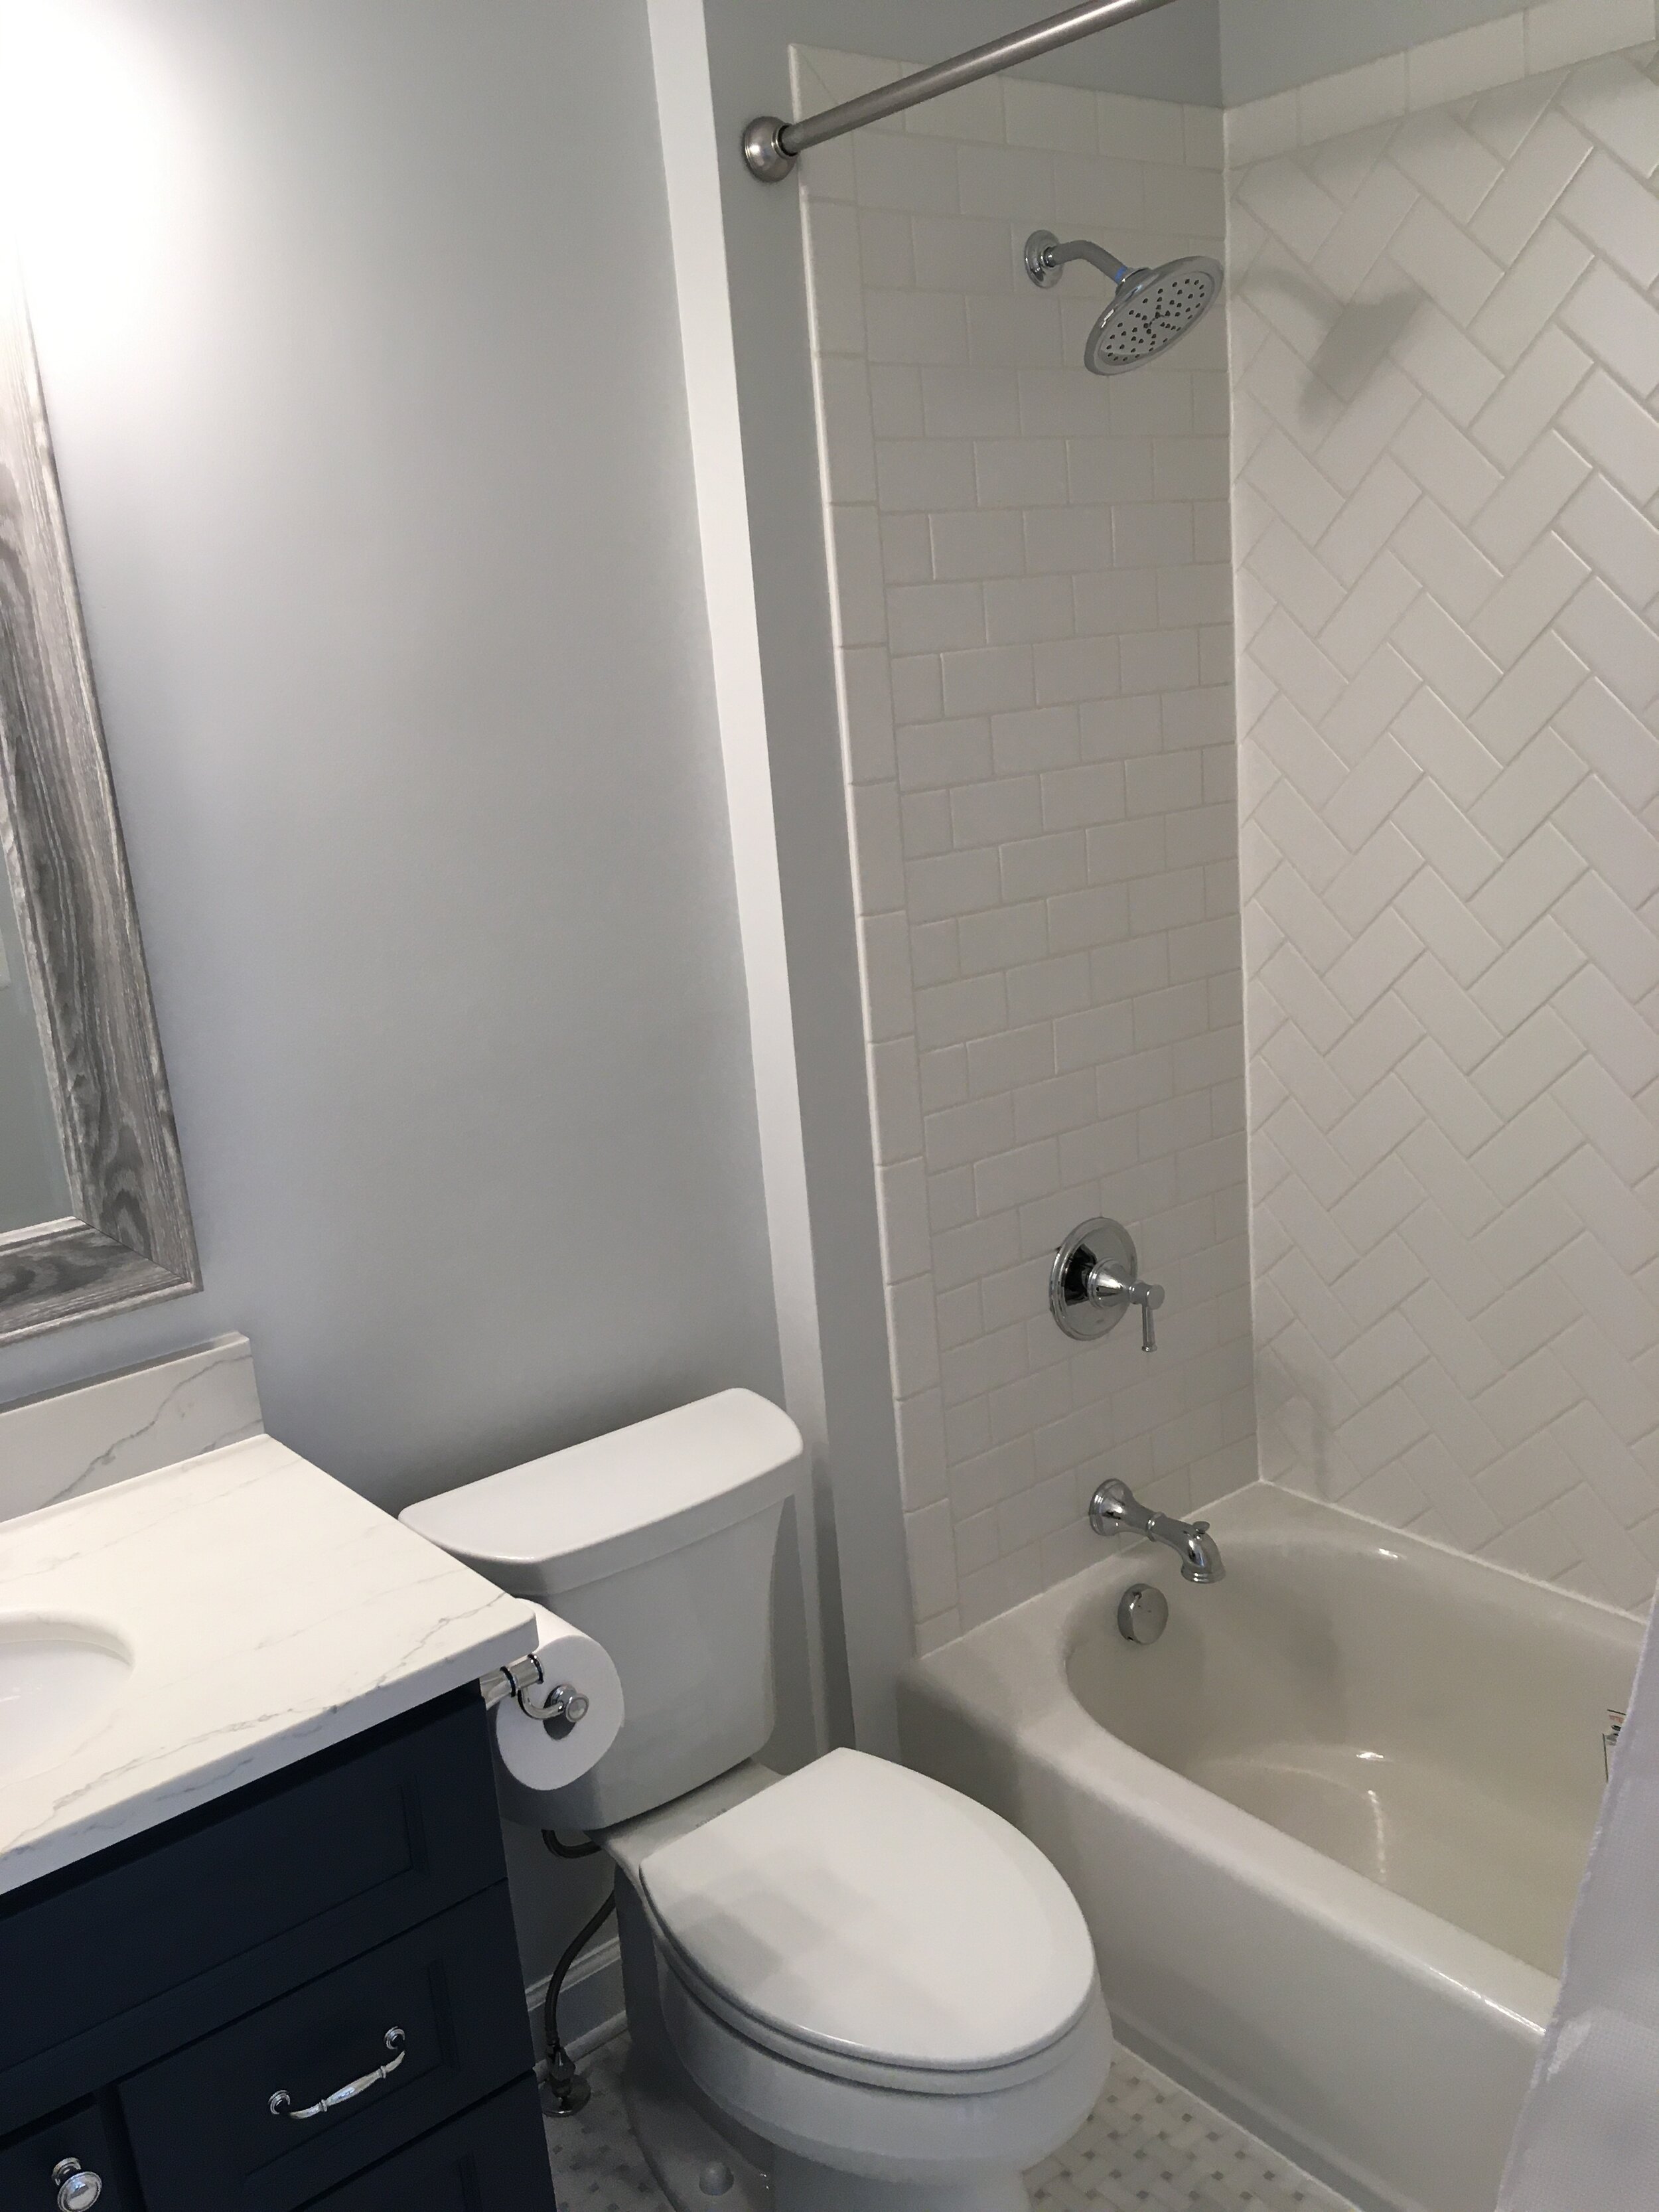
[
  {"x1": 1229, "y1": 13, "x2": 1659, "y2": 1605},
  {"x1": 0, "y1": 0, "x2": 802, "y2": 1975},
  {"x1": 798, "y1": 46, "x2": 1256, "y2": 1645}
]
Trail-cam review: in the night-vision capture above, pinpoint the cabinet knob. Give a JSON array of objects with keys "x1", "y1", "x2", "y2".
[{"x1": 51, "y1": 2159, "x2": 102, "y2": 2212}]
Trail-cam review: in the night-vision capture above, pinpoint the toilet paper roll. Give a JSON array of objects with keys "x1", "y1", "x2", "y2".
[{"x1": 491, "y1": 1604, "x2": 624, "y2": 1825}]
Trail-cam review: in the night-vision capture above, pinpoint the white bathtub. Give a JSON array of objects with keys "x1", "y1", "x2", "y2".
[{"x1": 897, "y1": 1484, "x2": 1642, "y2": 2212}]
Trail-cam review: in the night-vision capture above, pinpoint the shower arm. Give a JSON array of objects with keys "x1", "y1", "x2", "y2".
[
  {"x1": 1031, "y1": 236, "x2": 1131, "y2": 285},
  {"x1": 742, "y1": 0, "x2": 1181, "y2": 181}
]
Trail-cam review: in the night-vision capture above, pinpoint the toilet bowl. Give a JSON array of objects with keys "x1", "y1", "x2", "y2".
[
  {"x1": 604, "y1": 1748, "x2": 1111, "y2": 2212},
  {"x1": 401, "y1": 1390, "x2": 1111, "y2": 2211}
]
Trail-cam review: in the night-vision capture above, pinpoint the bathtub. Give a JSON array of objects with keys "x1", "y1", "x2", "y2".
[{"x1": 897, "y1": 1483, "x2": 1642, "y2": 2212}]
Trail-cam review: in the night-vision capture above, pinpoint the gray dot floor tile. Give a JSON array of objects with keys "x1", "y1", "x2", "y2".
[
  {"x1": 543, "y1": 2038, "x2": 670, "y2": 2212},
  {"x1": 543, "y1": 2033, "x2": 1358, "y2": 2212}
]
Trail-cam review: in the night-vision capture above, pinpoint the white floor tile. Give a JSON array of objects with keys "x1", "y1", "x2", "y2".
[{"x1": 541, "y1": 2033, "x2": 1358, "y2": 2212}]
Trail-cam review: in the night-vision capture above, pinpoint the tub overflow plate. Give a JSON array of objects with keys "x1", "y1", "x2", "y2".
[{"x1": 1118, "y1": 1584, "x2": 1169, "y2": 1645}]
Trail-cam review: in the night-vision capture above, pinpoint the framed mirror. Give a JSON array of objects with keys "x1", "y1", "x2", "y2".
[{"x1": 0, "y1": 259, "x2": 197, "y2": 1340}]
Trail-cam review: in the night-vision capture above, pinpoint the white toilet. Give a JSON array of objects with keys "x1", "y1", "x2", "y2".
[{"x1": 402, "y1": 1389, "x2": 1110, "y2": 2212}]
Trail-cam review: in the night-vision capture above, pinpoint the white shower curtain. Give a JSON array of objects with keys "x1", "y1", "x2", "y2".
[{"x1": 1498, "y1": 1599, "x2": 1659, "y2": 2207}]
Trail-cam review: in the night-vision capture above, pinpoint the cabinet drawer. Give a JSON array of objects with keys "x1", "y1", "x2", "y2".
[
  {"x1": 0, "y1": 2100, "x2": 133, "y2": 2212},
  {"x1": 0, "y1": 1691, "x2": 505, "y2": 2128},
  {"x1": 120, "y1": 1887, "x2": 532, "y2": 2212},
  {"x1": 299, "y1": 2080, "x2": 555, "y2": 2212}
]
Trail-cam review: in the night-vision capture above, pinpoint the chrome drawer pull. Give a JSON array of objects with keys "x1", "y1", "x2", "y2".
[{"x1": 268, "y1": 2027, "x2": 406, "y2": 2120}]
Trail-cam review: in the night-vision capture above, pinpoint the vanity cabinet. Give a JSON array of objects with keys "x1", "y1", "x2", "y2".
[{"x1": 0, "y1": 1690, "x2": 555, "y2": 2212}]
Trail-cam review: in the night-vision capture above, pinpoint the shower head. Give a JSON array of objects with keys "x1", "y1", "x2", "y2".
[
  {"x1": 1025, "y1": 230, "x2": 1222, "y2": 374},
  {"x1": 1086, "y1": 257, "x2": 1222, "y2": 372}
]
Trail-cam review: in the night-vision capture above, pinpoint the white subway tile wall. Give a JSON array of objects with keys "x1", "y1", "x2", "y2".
[
  {"x1": 1226, "y1": 0, "x2": 1659, "y2": 165},
  {"x1": 1230, "y1": 34, "x2": 1659, "y2": 1605},
  {"x1": 794, "y1": 48, "x2": 1255, "y2": 1646}
]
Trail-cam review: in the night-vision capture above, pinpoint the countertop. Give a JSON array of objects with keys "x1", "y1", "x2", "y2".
[{"x1": 0, "y1": 1435, "x2": 538, "y2": 1898}]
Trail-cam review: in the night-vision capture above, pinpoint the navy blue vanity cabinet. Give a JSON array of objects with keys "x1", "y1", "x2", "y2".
[
  {"x1": 0, "y1": 1690, "x2": 556, "y2": 2212},
  {"x1": 293, "y1": 2080, "x2": 555, "y2": 2212}
]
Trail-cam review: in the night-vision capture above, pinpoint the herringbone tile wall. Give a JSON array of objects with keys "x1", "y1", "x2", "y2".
[
  {"x1": 794, "y1": 48, "x2": 1256, "y2": 1647},
  {"x1": 1230, "y1": 33, "x2": 1659, "y2": 1605}
]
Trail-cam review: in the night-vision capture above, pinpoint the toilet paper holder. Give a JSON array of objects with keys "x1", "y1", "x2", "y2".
[{"x1": 482, "y1": 1650, "x2": 591, "y2": 1728}]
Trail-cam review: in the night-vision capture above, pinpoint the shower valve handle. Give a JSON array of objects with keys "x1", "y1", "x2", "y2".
[{"x1": 1089, "y1": 1267, "x2": 1164, "y2": 1351}]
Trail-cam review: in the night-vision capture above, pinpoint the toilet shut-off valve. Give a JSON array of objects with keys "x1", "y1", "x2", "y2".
[{"x1": 1050, "y1": 1218, "x2": 1165, "y2": 1349}]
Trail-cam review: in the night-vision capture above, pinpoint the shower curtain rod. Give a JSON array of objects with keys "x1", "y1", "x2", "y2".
[{"x1": 742, "y1": 0, "x2": 1181, "y2": 181}]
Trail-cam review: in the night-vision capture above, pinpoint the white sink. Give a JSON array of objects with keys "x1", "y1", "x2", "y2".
[{"x1": 0, "y1": 1617, "x2": 131, "y2": 1780}]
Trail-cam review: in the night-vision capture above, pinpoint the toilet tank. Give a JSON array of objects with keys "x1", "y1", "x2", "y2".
[{"x1": 401, "y1": 1390, "x2": 803, "y2": 1830}]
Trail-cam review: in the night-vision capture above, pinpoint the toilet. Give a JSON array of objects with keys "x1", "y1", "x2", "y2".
[{"x1": 401, "y1": 1389, "x2": 1110, "y2": 2212}]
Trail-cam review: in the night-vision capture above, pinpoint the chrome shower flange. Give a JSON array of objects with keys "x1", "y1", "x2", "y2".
[
  {"x1": 1050, "y1": 1217, "x2": 1139, "y2": 1341},
  {"x1": 1024, "y1": 230, "x2": 1063, "y2": 287}
]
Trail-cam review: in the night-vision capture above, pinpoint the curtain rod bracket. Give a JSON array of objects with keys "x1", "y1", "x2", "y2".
[{"x1": 742, "y1": 118, "x2": 796, "y2": 183}]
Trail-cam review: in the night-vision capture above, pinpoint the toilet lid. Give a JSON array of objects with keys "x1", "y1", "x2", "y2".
[{"x1": 638, "y1": 1749, "x2": 1097, "y2": 2073}]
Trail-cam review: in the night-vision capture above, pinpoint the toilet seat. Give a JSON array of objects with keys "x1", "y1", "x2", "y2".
[
  {"x1": 658, "y1": 1932, "x2": 1112, "y2": 2187},
  {"x1": 637, "y1": 1748, "x2": 1100, "y2": 2089}
]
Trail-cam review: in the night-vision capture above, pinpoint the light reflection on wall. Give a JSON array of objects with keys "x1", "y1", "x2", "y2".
[{"x1": 0, "y1": 0, "x2": 191, "y2": 388}]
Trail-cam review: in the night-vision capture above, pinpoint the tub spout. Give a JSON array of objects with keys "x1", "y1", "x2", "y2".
[
  {"x1": 1178, "y1": 1523, "x2": 1225, "y2": 1585},
  {"x1": 1090, "y1": 1477, "x2": 1226, "y2": 1585}
]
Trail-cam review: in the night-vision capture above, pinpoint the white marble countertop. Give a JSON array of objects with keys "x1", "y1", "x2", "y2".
[{"x1": 0, "y1": 1435, "x2": 538, "y2": 1897}]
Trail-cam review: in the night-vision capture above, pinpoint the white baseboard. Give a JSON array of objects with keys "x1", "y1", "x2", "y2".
[{"x1": 526, "y1": 1932, "x2": 626, "y2": 2065}]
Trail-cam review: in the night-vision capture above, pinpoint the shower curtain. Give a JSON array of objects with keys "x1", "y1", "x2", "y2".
[{"x1": 1498, "y1": 1599, "x2": 1659, "y2": 2206}]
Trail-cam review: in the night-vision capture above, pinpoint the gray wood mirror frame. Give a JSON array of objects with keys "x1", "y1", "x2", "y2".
[{"x1": 0, "y1": 265, "x2": 198, "y2": 1341}]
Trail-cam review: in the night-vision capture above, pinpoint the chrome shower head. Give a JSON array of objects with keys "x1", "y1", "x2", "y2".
[
  {"x1": 1085, "y1": 256, "x2": 1222, "y2": 372},
  {"x1": 1025, "y1": 230, "x2": 1222, "y2": 374}
]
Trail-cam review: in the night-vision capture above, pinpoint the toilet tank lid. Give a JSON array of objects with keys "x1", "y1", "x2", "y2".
[{"x1": 399, "y1": 1389, "x2": 803, "y2": 1596}]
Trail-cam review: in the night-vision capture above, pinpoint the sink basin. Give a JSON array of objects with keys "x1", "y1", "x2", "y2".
[{"x1": 0, "y1": 1617, "x2": 131, "y2": 1780}]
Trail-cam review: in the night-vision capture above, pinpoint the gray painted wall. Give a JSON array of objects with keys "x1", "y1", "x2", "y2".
[
  {"x1": 9, "y1": 0, "x2": 780, "y2": 1519},
  {"x1": 5, "y1": 0, "x2": 795, "y2": 1979},
  {"x1": 1220, "y1": 0, "x2": 1528, "y2": 104}
]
